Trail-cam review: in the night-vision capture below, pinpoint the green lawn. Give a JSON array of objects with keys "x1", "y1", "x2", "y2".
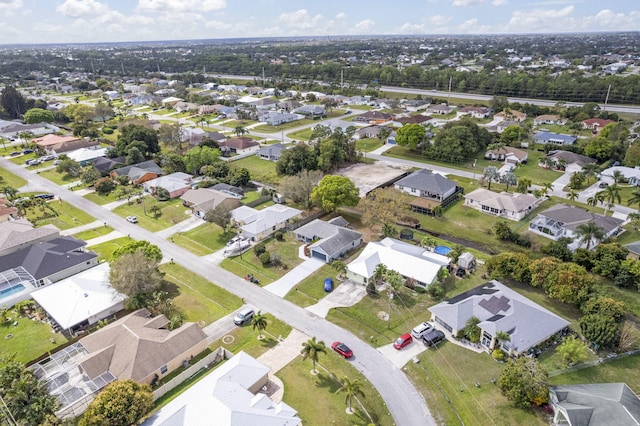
[
  {"x1": 220, "y1": 234, "x2": 303, "y2": 285},
  {"x1": 208, "y1": 314, "x2": 293, "y2": 359},
  {"x1": 228, "y1": 155, "x2": 280, "y2": 186},
  {"x1": 0, "y1": 166, "x2": 27, "y2": 188},
  {"x1": 549, "y1": 353, "x2": 640, "y2": 394},
  {"x1": 37, "y1": 168, "x2": 82, "y2": 186},
  {"x1": 171, "y1": 222, "x2": 233, "y2": 256},
  {"x1": 0, "y1": 313, "x2": 67, "y2": 364},
  {"x1": 356, "y1": 138, "x2": 383, "y2": 152},
  {"x1": 279, "y1": 355, "x2": 394, "y2": 426},
  {"x1": 160, "y1": 263, "x2": 242, "y2": 325},
  {"x1": 87, "y1": 236, "x2": 134, "y2": 261},
  {"x1": 219, "y1": 120, "x2": 259, "y2": 129},
  {"x1": 251, "y1": 119, "x2": 317, "y2": 134},
  {"x1": 7, "y1": 152, "x2": 38, "y2": 165},
  {"x1": 24, "y1": 200, "x2": 96, "y2": 230},
  {"x1": 284, "y1": 265, "x2": 338, "y2": 307},
  {"x1": 241, "y1": 190, "x2": 262, "y2": 204},
  {"x1": 533, "y1": 123, "x2": 592, "y2": 138},
  {"x1": 112, "y1": 197, "x2": 192, "y2": 232},
  {"x1": 83, "y1": 189, "x2": 122, "y2": 205},
  {"x1": 71, "y1": 225, "x2": 114, "y2": 241},
  {"x1": 286, "y1": 128, "x2": 314, "y2": 141},
  {"x1": 404, "y1": 343, "x2": 546, "y2": 426}
]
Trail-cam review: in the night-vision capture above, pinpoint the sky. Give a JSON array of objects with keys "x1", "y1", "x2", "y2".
[{"x1": 0, "y1": 0, "x2": 638, "y2": 44}]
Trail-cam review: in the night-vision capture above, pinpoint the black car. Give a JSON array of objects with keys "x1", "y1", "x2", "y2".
[
  {"x1": 22, "y1": 149, "x2": 34, "y2": 154},
  {"x1": 9, "y1": 151, "x2": 21, "y2": 156},
  {"x1": 422, "y1": 329, "x2": 446, "y2": 347},
  {"x1": 33, "y1": 193, "x2": 55, "y2": 200}
]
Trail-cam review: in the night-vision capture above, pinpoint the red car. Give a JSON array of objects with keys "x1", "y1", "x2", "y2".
[
  {"x1": 393, "y1": 333, "x2": 413, "y2": 350},
  {"x1": 331, "y1": 341, "x2": 353, "y2": 358}
]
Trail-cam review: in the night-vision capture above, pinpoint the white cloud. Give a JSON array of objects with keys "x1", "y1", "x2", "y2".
[
  {"x1": 279, "y1": 9, "x2": 323, "y2": 30},
  {"x1": 491, "y1": 0, "x2": 508, "y2": 6},
  {"x1": 429, "y1": 15, "x2": 452, "y2": 26},
  {"x1": 56, "y1": 0, "x2": 110, "y2": 18},
  {"x1": 137, "y1": 0, "x2": 226, "y2": 13},
  {"x1": 452, "y1": 0, "x2": 483, "y2": 6},
  {"x1": 590, "y1": 9, "x2": 640, "y2": 28},
  {"x1": 506, "y1": 6, "x2": 575, "y2": 31},
  {"x1": 354, "y1": 19, "x2": 375, "y2": 32},
  {"x1": 0, "y1": 0, "x2": 21, "y2": 12},
  {"x1": 457, "y1": 18, "x2": 492, "y2": 33},
  {"x1": 335, "y1": 12, "x2": 345, "y2": 19},
  {"x1": 397, "y1": 22, "x2": 426, "y2": 34}
]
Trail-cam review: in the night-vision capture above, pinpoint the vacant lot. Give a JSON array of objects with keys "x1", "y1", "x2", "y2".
[
  {"x1": 0, "y1": 167, "x2": 27, "y2": 188},
  {"x1": 336, "y1": 161, "x2": 410, "y2": 197},
  {"x1": 112, "y1": 197, "x2": 192, "y2": 232},
  {"x1": 228, "y1": 155, "x2": 280, "y2": 186},
  {"x1": 24, "y1": 199, "x2": 95, "y2": 230},
  {"x1": 171, "y1": 221, "x2": 232, "y2": 256}
]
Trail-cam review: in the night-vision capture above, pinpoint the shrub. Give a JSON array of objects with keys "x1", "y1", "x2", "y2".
[
  {"x1": 274, "y1": 231, "x2": 284, "y2": 241},
  {"x1": 259, "y1": 251, "x2": 271, "y2": 265},
  {"x1": 253, "y1": 243, "x2": 266, "y2": 257},
  {"x1": 427, "y1": 282, "x2": 444, "y2": 299},
  {"x1": 366, "y1": 281, "x2": 378, "y2": 296},
  {"x1": 492, "y1": 348, "x2": 505, "y2": 361},
  {"x1": 102, "y1": 127, "x2": 114, "y2": 134}
]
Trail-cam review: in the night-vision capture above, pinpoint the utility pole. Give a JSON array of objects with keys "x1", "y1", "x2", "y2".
[
  {"x1": 121, "y1": 61, "x2": 125, "y2": 75},
  {"x1": 448, "y1": 76, "x2": 452, "y2": 103},
  {"x1": 341, "y1": 68, "x2": 344, "y2": 92},
  {"x1": 262, "y1": 67, "x2": 266, "y2": 85},
  {"x1": 603, "y1": 84, "x2": 612, "y2": 111}
]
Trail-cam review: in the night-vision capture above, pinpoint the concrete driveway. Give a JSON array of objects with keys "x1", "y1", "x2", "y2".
[
  {"x1": 305, "y1": 280, "x2": 367, "y2": 318},
  {"x1": 378, "y1": 339, "x2": 431, "y2": 369},
  {"x1": 264, "y1": 258, "x2": 324, "y2": 297}
]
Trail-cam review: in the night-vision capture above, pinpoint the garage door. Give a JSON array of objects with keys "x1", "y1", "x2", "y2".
[{"x1": 311, "y1": 251, "x2": 327, "y2": 262}]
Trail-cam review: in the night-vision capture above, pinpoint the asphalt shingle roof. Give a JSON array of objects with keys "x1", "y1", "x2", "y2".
[{"x1": 394, "y1": 169, "x2": 457, "y2": 196}]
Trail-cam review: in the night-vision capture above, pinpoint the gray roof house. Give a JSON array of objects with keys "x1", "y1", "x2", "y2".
[
  {"x1": 231, "y1": 204, "x2": 302, "y2": 242},
  {"x1": 464, "y1": 188, "x2": 539, "y2": 221},
  {"x1": 180, "y1": 188, "x2": 242, "y2": 219},
  {"x1": 429, "y1": 280, "x2": 570, "y2": 355},
  {"x1": 529, "y1": 204, "x2": 624, "y2": 250},
  {"x1": 394, "y1": 169, "x2": 460, "y2": 214},
  {"x1": 110, "y1": 160, "x2": 163, "y2": 185},
  {"x1": 549, "y1": 383, "x2": 640, "y2": 426},
  {"x1": 534, "y1": 131, "x2": 577, "y2": 146},
  {"x1": 293, "y1": 104, "x2": 326, "y2": 117},
  {"x1": 294, "y1": 217, "x2": 363, "y2": 263},
  {"x1": 258, "y1": 111, "x2": 303, "y2": 126},
  {"x1": 543, "y1": 150, "x2": 597, "y2": 174},
  {"x1": 0, "y1": 219, "x2": 60, "y2": 256},
  {"x1": 256, "y1": 143, "x2": 287, "y2": 161}
]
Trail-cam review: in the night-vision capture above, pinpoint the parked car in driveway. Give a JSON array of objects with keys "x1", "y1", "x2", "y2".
[
  {"x1": 393, "y1": 333, "x2": 413, "y2": 350},
  {"x1": 233, "y1": 308, "x2": 254, "y2": 326},
  {"x1": 126, "y1": 216, "x2": 138, "y2": 223},
  {"x1": 331, "y1": 341, "x2": 353, "y2": 358},
  {"x1": 422, "y1": 329, "x2": 446, "y2": 347},
  {"x1": 411, "y1": 322, "x2": 434, "y2": 339},
  {"x1": 323, "y1": 278, "x2": 333, "y2": 292}
]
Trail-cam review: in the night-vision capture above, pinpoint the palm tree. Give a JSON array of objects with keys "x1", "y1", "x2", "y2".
[
  {"x1": 599, "y1": 184, "x2": 621, "y2": 213},
  {"x1": 612, "y1": 170, "x2": 626, "y2": 184},
  {"x1": 331, "y1": 260, "x2": 346, "y2": 278},
  {"x1": 587, "y1": 193, "x2": 604, "y2": 212},
  {"x1": 541, "y1": 182, "x2": 554, "y2": 196},
  {"x1": 627, "y1": 188, "x2": 640, "y2": 210},
  {"x1": 335, "y1": 376, "x2": 366, "y2": 414},
  {"x1": 300, "y1": 337, "x2": 327, "y2": 374},
  {"x1": 576, "y1": 221, "x2": 605, "y2": 250},
  {"x1": 373, "y1": 264, "x2": 387, "y2": 285},
  {"x1": 251, "y1": 310, "x2": 268, "y2": 339},
  {"x1": 500, "y1": 172, "x2": 517, "y2": 192},
  {"x1": 233, "y1": 126, "x2": 248, "y2": 136},
  {"x1": 582, "y1": 163, "x2": 599, "y2": 184},
  {"x1": 566, "y1": 189, "x2": 579, "y2": 203},
  {"x1": 384, "y1": 269, "x2": 405, "y2": 329},
  {"x1": 483, "y1": 166, "x2": 500, "y2": 190},
  {"x1": 2, "y1": 186, "x2": 18, "y2": 201}
]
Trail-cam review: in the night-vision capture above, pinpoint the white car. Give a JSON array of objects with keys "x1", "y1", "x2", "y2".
[{"x1": 126, "y1": 216, "x2": 138, "y2": 223}]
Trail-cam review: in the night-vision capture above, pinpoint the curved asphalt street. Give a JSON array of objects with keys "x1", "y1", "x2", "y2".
[{"x1": 0, "y1": 157, "x2": 435, "y2": 426}]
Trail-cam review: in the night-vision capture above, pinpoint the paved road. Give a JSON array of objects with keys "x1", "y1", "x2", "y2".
[{"x1": 0, "y1": 158, "x2": 435, "y2": 426}]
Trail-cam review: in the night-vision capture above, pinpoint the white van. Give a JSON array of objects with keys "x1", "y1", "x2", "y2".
[
  {"x1": 411, "y1": 322, "x2": 434, "y2": 339},
  {"x1": 233, "y1": 308, "x2": 254, "y2": 326}
]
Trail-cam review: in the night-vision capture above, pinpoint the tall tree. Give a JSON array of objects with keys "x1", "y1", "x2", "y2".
[
  {"x1": 628, "y1": 189, "x2": 640, "y2": 211},
  {"x1": 251, "y1": 310, "x2": 268, "y2": 339},
  {"x1": 498, "y1": 357, "x2": 549, "y2": 408},
  {"x1": 359, "y1": 187, "x2": 412, "y2": 230},
  {"x1": 566, "y1": 189, "x2": 579, "y2": 202},
  {"x1": 109, "y1": 249, "x2": 164, "y2": 297},
  {"x1": 311, "y1": 175, "x2": 360, "y2": 212},
  {"x1": 80, "y1": 380, "x2": 153, "y2": 426},
  {"x1": 395, "y1": 123, "x2": 426, "y2": 150},
  {"x1": 335, "y1": 376, "x2": 366, "y2": 414},
  {"x1": 483, "y1": 166, "x2": 500, "y2": 190},
  {"x1": 23, "y1": 107, "x2": 55, "y2": 124},
  {"x1": 0, "y1": 86, "x2": 26, "y2": 119},
  {"x1": 576, "y1": 222, "x2": 605, "y2": 251},
  {"x1": 300, "y1": 336, "x2": 327, "y2": 374},
  {"x1": 279, "y1": 170, "x2": 324, "y2": 207}
]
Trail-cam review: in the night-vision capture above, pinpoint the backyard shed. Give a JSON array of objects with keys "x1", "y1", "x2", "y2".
[{"x1": 457, "y1": 252, "x2": 475, "y2": 270}]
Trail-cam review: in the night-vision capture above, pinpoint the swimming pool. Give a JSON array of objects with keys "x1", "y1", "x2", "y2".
[
  {"x1": 0, "y1": 284, "x2": 26, "y2": 300},
  {"x1": 434, "y1": 245, "x2": 452, "y2": 256}
]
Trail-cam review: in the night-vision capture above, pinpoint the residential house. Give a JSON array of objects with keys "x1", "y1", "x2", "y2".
[
  {"x1": 625, "y1": 241, "x2": 640, "y2": 260},
  {"x1": 249, "y1": 97, "x2": 277, "y2": 109},
  {"x1": 93, "y1": 156, "x2": 126, "y2": 175},
  {"x1": 160, "y1": 96, "x2": 184, "y2": 107},
  {"x1": 484, "y1": 146, "x2": 528, "y2": 164},
  {"x1": 277, "y1": 99, "x2": 303, "y2": 111},
  {"x1": 346, "y1": 237, "x2": 450, "y2": 288},
  {"x1": 210, "y1": 183, "x2": 244, "y2": 199},
  {"x1": 256, "y1": 143, "x2": 286, "y2": 161},
  {"x1": 529, "y1": 204, "x2": 624, "y2": 250},
  {"x1": 394, "y1": 169, "x2": 461, "y2": 214},
  {"x1": 258, "y1": 111, "x2": 303, "y2": 126},
  {"x1": 352, "y1": 110, "x2": 394, "y2": 124},
  {"x1": 464, "y1": 188, "x2": 539, "y2": 221},
  {"x1": 348, "y1": 95, "x2": 371, "y2": 105},
  {"x1": 221, "y1": 137, "x2": 260, "y2": 155},
  {"x1": 543, "y1": 151, "x2": 596, "y2": 174},
  {"x1": 402, "y1": 99, "x2": 430, "y2": 112},
  {"x1": 549, "y1": 383, "x2": 640, "y2": 426},
  {"x1": 181, "y1": 127, "x2": 206, "y2": 146},
  {"x1": 354, "y1": 125, "x2": 385, "y2": 139},
  {"x1": 494, "y1": 110, "x2": 527, "y2": 122},
  {"x1": 599, "y1": 166, "x2": 640, "y2": 186},
  {"x1": 533, "y1": 114, "x2": 567, "y2": 126},
  {"x1": 197, "y1": 105, "x2": 218, "y2": 115},
  {"x1": 459, "y1": 106, "x2": 492, "y2": 119},
  {"x1": 429, "y1": 280, "x2": 569, "y2": 355},
  {"x1": 31, "y1": 263, "x2": 126, "y2": 331},
  {"x1": 0, "y1": 218, "x2": 60, "y2": 256},
  {"x1": 142, "y1": 351, "x2": 300, "y2": 426},
  {"x1": 582, "y1": 118, "x2": 615, "y2": 133},
  {"x1": 294, "y1": 217, "x2": 363, "y2": 263},
  {"x1": 394, "y1": 115, "x2": 433, "y2": 126},
  {"x1": 0, "y1": 198, "x2": 18, "y2": 223},
  {"x1": 533, "y1": 131, "x2": 577, "y2": 146},
  {"x1": 143, "y1": 172, "x2": 193, "y2": 199},
  {"x1": 33, "y1": 134, "x2": 98, "y2": 156},
  {"x1": 0, "y1": 122, "x2": 59, "y2": 140},
  {"x1": 174, "y1": 101, "x2": 199, "y2": 113},
  {"x1": 293, "y1": 104, "x2": 326, "y2": 118},
  {"x1": 425, "y1": 104, "x2": 456, "y2": 115},
  {"x1": 110, "y1": 160, "x2": 163, "y2": 185},
  {"x1": 67, "y1": 147, "x2": 109, "y2": 166},
  {"x1": 231, "y1": 204, "x2": 302, "y2": 242},
  {"x1": 495, "y1": 120, "x2": 520, "y2": 134},
  {"x1": 180, "y1": 188, "x2": 242, "y2": 219}
]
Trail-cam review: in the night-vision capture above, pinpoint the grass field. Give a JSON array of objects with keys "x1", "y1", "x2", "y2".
[
  {"x1": 252, "y1": 118, "x2": 317, "y2": 134},
  {"x1": 0, "y1": 166, "x2": 27, "y2": 188},
  {"x1": 286, "y1": 128, "x2": 313, "y2": 141},
  {"x1": 24, "y1": 199, "x2": 95, "y2": 230},
  {"x1": 71, "y1": 225, "x2": 114, "y2": 241},
  {"x1": 87, "y1": 236, "x2": 134, "y2": 261},
  {"x1": 160, "y1": 263, "x2": 242, "y2": 325},
  {"x1": 356, "y1": 138, "x2": 383, "y2": 152},
  {"x1": 0, "y1": 313, "x2": 67, "y2": 364},
  {"x1": 228, "y1": 155, "x2": 280, "y2": 186},
  {"x1": 171, "y1": 221, "x2": 233, "y2": 256},
  {"x1": 83, "y1": 189, "x2": 122, "y2": 205},
  {"x1": 284, "y1": 265, "x2": 339, "y2": 307},
  {"x1": 37, "y1": 168, "x2": 82, "y2": 186},
  {"x1": 220, "y1": 234, "x2": 303, "y2": 285},
  {"x1": 549, "y1": 353, "x2": 640, "y2": 393},
  {"x1": 112, "y1": 197, "x2": 192, "y2": 232}
]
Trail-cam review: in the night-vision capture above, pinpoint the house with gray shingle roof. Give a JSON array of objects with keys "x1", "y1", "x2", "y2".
[
  {"x1": 0, "y1": 219, "x2": 60, "y2": 256},
  {"x1": 429, "y1": 280, "x2": 570, "y2": 355},
  {"x1": 231, "y1": 204, "x2": 302, "y2": 242},
  {"x1": 529, "y1": 204, "x2": 624, "y2": 250},
  {"x1": 394, "y1": 169, "x2": 461, "y2": 214},
  {"x1": 180, "y1": 188, "x2": 242, "y2": 219},
  {"x1": 534, "y1": 131, "x2": 577, "y2": 146},
  {"x1": 294, "y1": 217, "x2": 363, "y2": 263},
  {"x1": 110, "y1": 160, "x2": 163, "y2": 185},
  {"x1": 256, "y1": 143, "x2": 286, "y2": 161},
  {"x1": 464, "y1": 188, "x2": 539, "y2": 221},
  {"x1": 549, "y1": 383, "x2": 640, "y2": 426}
]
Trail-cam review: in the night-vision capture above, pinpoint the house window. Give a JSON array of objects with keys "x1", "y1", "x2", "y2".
[
  {"x1": 398, "y1": 185, "x2": 404, "y2": 190},
  {"x1": 411, "y1": 188, "x2": 416, "y2": 193},
  {"x1": 160, "y1": 365, "x2": 168, "y2": 374}
]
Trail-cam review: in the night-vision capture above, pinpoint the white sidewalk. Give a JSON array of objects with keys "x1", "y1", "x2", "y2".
[
  {"x1": 263, "y1": 257, "x2": 324, "y2": 297},
  {"x1": 156, "y1": 214, "x2": 203, "y2": 239}
]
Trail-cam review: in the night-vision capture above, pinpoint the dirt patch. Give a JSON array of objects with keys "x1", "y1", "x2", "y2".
[{"x1": 336, "y1": 161, "x2": 410, "y2": 197}]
